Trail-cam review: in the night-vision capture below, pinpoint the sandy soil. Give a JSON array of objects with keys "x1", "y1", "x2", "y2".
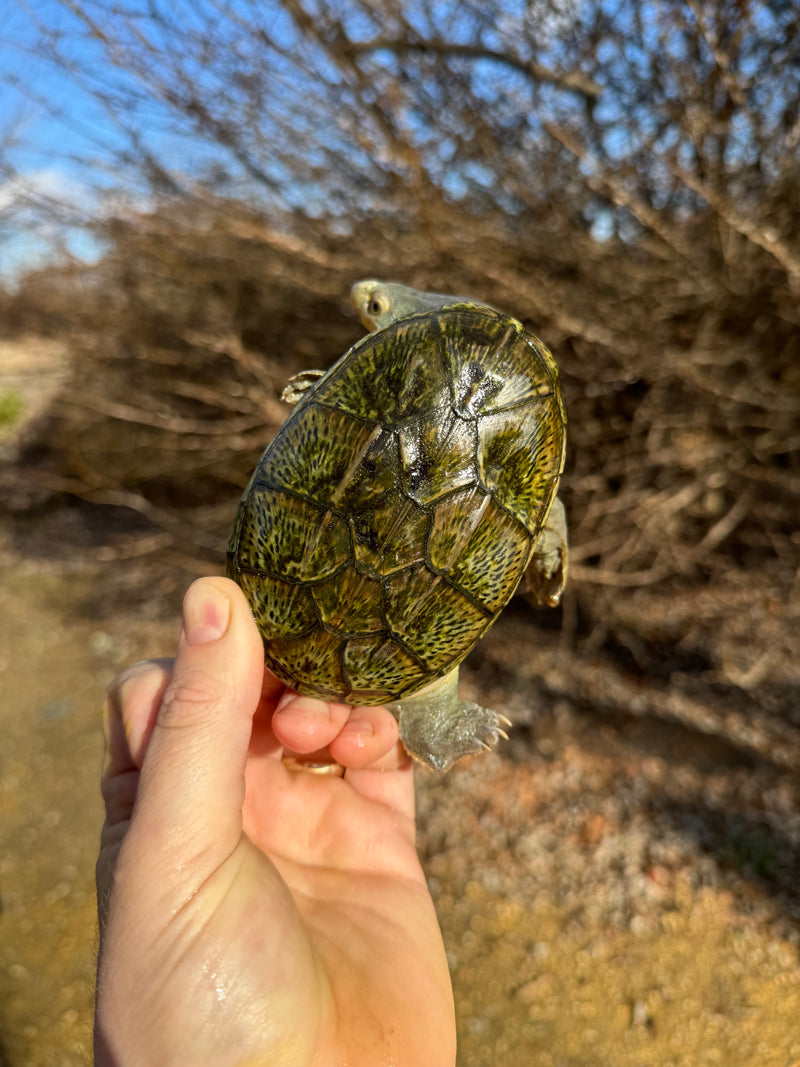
[{"x1": 1, "y1": 539, "x2": 799, "y2": 1067}]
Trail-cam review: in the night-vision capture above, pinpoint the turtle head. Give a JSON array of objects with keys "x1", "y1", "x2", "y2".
[{"x1": 350, "y1": 279, "x2": 456, "y2": 332}]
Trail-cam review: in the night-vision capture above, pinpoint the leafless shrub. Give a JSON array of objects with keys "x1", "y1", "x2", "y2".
[{"x1": 2, "y1": 0, "x2": 798, "y2": 748}]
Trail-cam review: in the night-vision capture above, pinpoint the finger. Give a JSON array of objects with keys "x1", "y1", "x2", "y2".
[
  {"x1": 98, "y1": 659, "x2": 175, "y2": 915},
  {"x1": 271, "y1": 692, "x2": 352, "y2": 755},
  {"x1": 130, "y1": 577, "x2": 264, "y2": 859},
  {"x1": 103, "y1": 658, "x2": 174, "y2": 780},
  {"x1": 100, "y1": 659, "x2": 174, "y2": 836},
  {"x1": 328, "y1": 705, "x2": 403, "y2": 770},
  {"x1": 246, "y1": 669, "x2": 291, "y2": 760}
]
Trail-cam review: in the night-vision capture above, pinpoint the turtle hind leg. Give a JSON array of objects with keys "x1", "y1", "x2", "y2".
[
  {"x1": 521, "y1": 496, "x2": 569, "y2": 608},
  {"x1": 387, "y1": 669, "x2": 510, "y2": 773}
]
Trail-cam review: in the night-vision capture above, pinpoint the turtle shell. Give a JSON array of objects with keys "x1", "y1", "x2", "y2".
[{"x1": 227, "y1": 301, "x2": 566, "y2": 705}]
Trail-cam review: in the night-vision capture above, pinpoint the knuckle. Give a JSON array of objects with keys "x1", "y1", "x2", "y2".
[
  {"x1": 158, "y1": 669, "x2": 227, "y2": 729},
  {"x1": 107, "y1": 658, "x2": 172, "y2": 710},
  {"x1": 107, "y1": 661, "x2": 150, "y2": 702}
]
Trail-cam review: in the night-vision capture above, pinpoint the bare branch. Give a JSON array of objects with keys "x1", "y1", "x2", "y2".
[{"x1": 342, "y1": 38, "x2": 602, "y2": 99}]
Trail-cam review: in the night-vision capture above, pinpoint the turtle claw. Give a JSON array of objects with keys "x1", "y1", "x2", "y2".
[{"x1": 389, "y1": 671, "x2": 512, "y2": 771}]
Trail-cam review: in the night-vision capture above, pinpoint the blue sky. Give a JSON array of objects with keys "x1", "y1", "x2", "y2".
[
  {"x1": 3, "y1": 0, "x2": 794, "y2": 280},
  {"x1": 1, "y1": 3, "x2": 109, "y2": 275},
  {"x1": 1, "y1": 0, "x2": 343, "y2": 276},
  {"x1": 0, "y1": 0, "x2": 588, "y2": 278},
  {"x1": 1, "y1": 1, "x2": 234, "y2": 276},
  {"x1": 0, "y1": 0, "x2": 668, "y2": 278}
]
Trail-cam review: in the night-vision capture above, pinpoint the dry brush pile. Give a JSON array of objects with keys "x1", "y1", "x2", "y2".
[
  {"x1": 1, "y1": 2, "x2": 799, "y2": 910},
  {"x1": 2, "y1": 192, "x2": 797, "y2": 731}
]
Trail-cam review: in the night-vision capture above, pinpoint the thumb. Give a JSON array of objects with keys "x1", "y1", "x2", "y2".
[{"x1": 130, "y1": 576, "x2": 265, "y2": 867}]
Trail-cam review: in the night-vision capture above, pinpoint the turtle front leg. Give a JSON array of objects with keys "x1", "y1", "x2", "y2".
[
  {"x1": 387, "y1": 669, "x2": 510, "y2": 772},
  {"x1": 520, "y1": 496, "x2": 568, "y2": 608},
  {"x1": 281, "y1": 369, "x2": 326, "y2": 405}
]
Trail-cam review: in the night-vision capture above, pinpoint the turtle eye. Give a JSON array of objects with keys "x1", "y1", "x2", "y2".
[{"x1": 368, "y1": 292, "x2": 390, "y2": 317}]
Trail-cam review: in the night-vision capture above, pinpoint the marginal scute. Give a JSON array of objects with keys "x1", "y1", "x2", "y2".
[
  {"x1": 311, "y1": 568, "x2": 385, "y2": 634},
  {"x1": 428, "y1": 485, "x2": 491, "y2": 572},
  {"x1": 478, "y1": 398, "x2": 564, "y2": 533},
  {"x1": 265, "y1": 628, "x2": 346, "y2": 696},
  {"x1": 321, "y1": 322, "x2": 448, "y2": 424},
  {"x1": 236, "y1": 486, "x2": 350, "y2": 581},
  {"x1": 234, "y1": 571, "x2": 318, "y2": 639},
  {"x1": 448, "y1": 499, "x2": 532, "y2": 613},
  {"x1": 227, "y1": 500, "x2": 245, "y2": 557},
  {"x1": 266, "y1": 405, "x2": 381, "y2": 506},
  {"x1": 385, "y1": 567, "x2": 490, "y2": 673},
  {"x1": 342, "y1": 636, "x2": 422, "y2": 699}
]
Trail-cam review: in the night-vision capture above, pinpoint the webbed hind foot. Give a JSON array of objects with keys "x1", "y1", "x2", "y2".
[{"x1": 387, "y1": 669, "x2": 510, "y2": 772}]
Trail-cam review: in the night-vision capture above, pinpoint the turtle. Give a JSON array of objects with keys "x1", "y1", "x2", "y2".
[{"x1": 226, "y1": 280, "x2": 568, "y2": 771}]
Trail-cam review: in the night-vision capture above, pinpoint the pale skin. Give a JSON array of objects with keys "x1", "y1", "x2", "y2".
[{"x1": 95, "y1": 576, "x2": 456, "y2": 1066}]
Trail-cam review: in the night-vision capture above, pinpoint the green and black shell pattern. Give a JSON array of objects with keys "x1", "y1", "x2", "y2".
[{"x1": 227, "y1": 301, "x2": 566, "y2": 705}]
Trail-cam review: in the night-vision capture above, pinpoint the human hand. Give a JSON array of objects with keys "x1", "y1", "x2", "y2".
[{"x1": 95, "y1": 577, "x2": 456, "y2": 1066}]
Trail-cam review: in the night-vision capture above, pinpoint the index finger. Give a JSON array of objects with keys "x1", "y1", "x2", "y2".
[{"x1": 103, "y1": 658, "x2": 173, "y2": 782}]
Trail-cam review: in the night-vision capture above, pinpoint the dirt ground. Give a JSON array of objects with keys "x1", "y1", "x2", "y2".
[
  {"x1": 1, "y1": 536, "x2": 799, "y2": 1067},
  {"x1": 2, "y1": 321, "x2": 800, "y2": 1066}
]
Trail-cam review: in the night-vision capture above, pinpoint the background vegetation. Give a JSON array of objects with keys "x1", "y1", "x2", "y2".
[
  {"x1": 2, "y1": 3, "x2": 799, "y2": 1062},
  {"x1": 3, "y1": 0, "x2": 797, "y2": 744}
]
